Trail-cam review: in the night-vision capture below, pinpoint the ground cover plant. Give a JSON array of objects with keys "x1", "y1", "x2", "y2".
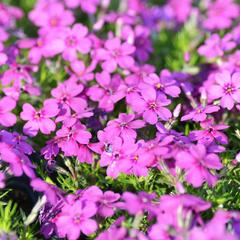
[{"x1": 0, "y1": 0, "x2": 240, "y2": 239}]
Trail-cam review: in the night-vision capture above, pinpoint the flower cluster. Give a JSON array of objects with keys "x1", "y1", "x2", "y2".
[{"x1": 0, "y1": 0, "x2": 240, "y2": 239}]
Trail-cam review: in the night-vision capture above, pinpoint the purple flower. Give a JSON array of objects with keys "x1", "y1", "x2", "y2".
[
  {"x1": 20, "y1": 100, "x2": 58, "y2": 136},
  {"x1": 208, "y1": 71, "x2": 240, "y2": 110},
  {"x1": 129, "y1": 87, "x2": 172, "y2": 124},
  {"x1": 176, "y1": 144, "x2": 223, "y2": 187},
  {"x1": 96, "y1": 38, "x2": 135, "y2": 72},
  {"x1": 0, "y1": 96, "x2": 16, "y2": 127},
  {"x1": 55, "y1": 200, "x2": 97, "y2": 240},
  {"x1": 181, "y1": 105, "x2": 220, "y2": 122}
]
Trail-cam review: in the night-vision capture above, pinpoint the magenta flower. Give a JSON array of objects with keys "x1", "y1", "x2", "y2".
[
  {"x1": 208, "y1": 71, "x2": 240, "y2": 110},
  {"x1": 55, "y1": 200, "x2": 97, "y2": 240},
  {"x1": 129, "y1": 87, "x2": 172, "y2": 124},
  {"x1": 0, "y1": 142, "x2": 35, "y2": 178},
  {"x1": 189, "y1": 119, "x2": 229, "y2": 145},
  {"x1": 105, "y1": 113, "x2": 145, "y2": 140},
  {"x1": 198, "y1": 34, "x2": 236, "y2": 59},
  {"x1": 56, "y1": 122, "x2": 92, "y2": 156},
  {"x1": 143, "y1": 70, "x2": 181, "y2": 98},
  {"x1": 96, "y1": 38, "x2": 135, "y2": 72},
  {"x1": 31, "y1": 178, "x2": 61, "y2": 205},
  {"x1": 181, "y1": 105, "x2": 220, "y2": 122},
  {"x1": 59, "y1": 24, "x2": 91, "y2": 62},
  {"x1": 0, "y1": 96, "x2": 16, "y2": 127},
  {"x1": 203, "y1": 0, "x2": 239, "y2": 30},
  {"x1": 176, "y1": 144, "x2": 223, "y2": 187},
  {"x1": 20, "y1": 100, "x2": 58, "y2": 137},
  {"x1": 87, "y1": 71, "x2": 126, "y2": 112},
  {"x1": 29, "y1": 2, "x2": 74, "y2": 30},
  {"x1": 99, "y1": 137, "x2": 137, "y2": 178},
  {"x1": 51, "y1": 81, "x2": 86, "y2": 112}
]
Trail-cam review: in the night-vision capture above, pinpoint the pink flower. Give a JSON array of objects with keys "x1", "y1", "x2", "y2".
[
  {"x1": 55, "y1": 200, "x2": 97, "y2": 240},
  {"x1": 142, "y1": 70, "x2": 181, "y2": 98},
  {"x1": 208, "y1": 71, "x2": 240, "y2": 110},
  {"x1": 59, "y1": 24, "x2": 91, "y2": 62},
  {"x1": 87, "y1": 71, "x2": 126, "y2": 112},
  {"x1": 0, "y1": 142, "x2": 35, "y2": 178},
  {"x1": 203, "y1": 0, "x2": 239, "y2": 30},
  {"x1": 20, "y1": 100, "x2": 58, "y2": 137},
  {"x1": 129, "y1": 87, "x2": 172, "y2": 124},
  {"x1": 189, "y1": 119, "x2": 229, "y2": 145},
  {"x1": 0, "y1": 172, "x2": 5, "y2": 189},
  {"x1": 176, "y1": 144, "x2": 223, "y2": 187},
  {"x1": 105, "y1": 113, "x2": 145, "y2": 140},
  {"x1": 29, "y1": 2, "x2": 74, "y2": 30},
  {"x1": 198, "y1": 34, "x2": 236, "y2": 59},
  {"x1": 96, "y1": 38, "x2": 135, "y2": 72},
  {"x1": 56, "y1": 122, "x2": 92, "y2": 157},
  {"x1": 51, "y1": 81, "x2": 86, "y2": 113},
  {"x1": 0, "y1": 96, "x2": 16, "y2": 127},
  {"x1": 181, "y1": 105, "x2": 220, "y2": 122}
]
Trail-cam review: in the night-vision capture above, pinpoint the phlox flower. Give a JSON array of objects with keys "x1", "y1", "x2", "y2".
[
  {"x1": 80, "y1": 186, "x2": 120, "y2": 217},
  {"x1": 208, "y1": 71, "x2": 240, "y2": 110},
  {"x1": 105, "y1": 113, "x2": 145, "y2": 140},
  {"x1": 20, "y1": 100, "x2": 58, "y2": 137},
  {"x1": 142, "y1": 69, "x2": 181, "y2": 98},
  {"x1": 29, "y1": 2, "x2": 74, "y2": 30},
  {"x1": 54, "y1": 200, "x2": 97, "y2": 240},
  {"x1": 203, "y1": 0, "x2": 239, "y2": 30},
  {"x1": 181, "y1": 105, "x2": 220, "y2": 122},
  {"x1": 96, "y1": 38, "x2": 135, "y2": 72},
  {"x1": 0, "y1": 96, "x2": 16, "y2": 127},
  {"x1": 51, "y1": 81, "x2": 86, "y2": 113},
  {"x1": 198, "y1": 34, "x2": 236, "y2": 59},
  {"x1": 190, "y1": 210, "x2": 237, "y2": 240},
  {"x1": 87, "y1": 71, "x2": 126, "y2": 112},
  {"x1": 129, "y1": 87, "x2": 172, "y2": 124},
  {"x1": 56, "y1": 122, "x2": 92, "y2": 157},
  {"x1": 0, "y1": 142, "x2": 35, "y2": 178},
  {"x1": 165, "y1": 0, "x2": 192, "y2": 23},
  {"x1": 176, "y1": 144, "x2": 223, "y2": 187},
  {"x1": 99, "y1": 136, "x2": 137, "y2": 178},
  {"x1": 31, "y1": 178, "x2": 61, "y2": 205},
  {"x1": 58, "y1": 23, "x2": 92, "y2": 62},
  {"x1": 189, "y1": 119, "x2": 229, "y2": 145}
]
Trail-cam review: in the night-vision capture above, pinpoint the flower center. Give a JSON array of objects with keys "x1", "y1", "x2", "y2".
[
  {"x1": 34, "y1": 111, "x2": 42, "y2": 120},
  {"x1": 112, "y1": 48, "x2": 121, "y2": 58},
  {"x1": 65, "y1": 36, "x2": 78, "y2": 47},
  {"x1": 37, "y1": 39, "x2": 43, "y2": 47},
  {"x1": 148, "y1": 101, "x2": 158, "y2": 110},
  {"x1": 223, "y1": 83, "x2": 235, "y2": 95},
  {"x1": 73, "y1": 213, "x2": 82, "y2": 224},
  {"x1": 196, "y1": 108, "x2": 202, "y2": 113},
  {"x1": 49, "y1": 17, "x2": 59, "y2": 27},
  {"x1": 133, "y1": 155, "x2": 139, "y2": 161},
  {"x1": 155, "y1": 83, "x2": 163, "y2": 90}
]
